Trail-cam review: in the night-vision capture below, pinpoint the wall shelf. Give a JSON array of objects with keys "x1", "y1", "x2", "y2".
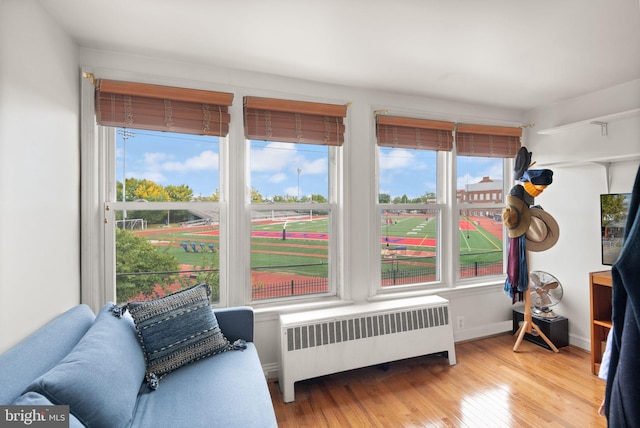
[{"x1": 537, "y1": 108, "x2": 640, "y2": 135}]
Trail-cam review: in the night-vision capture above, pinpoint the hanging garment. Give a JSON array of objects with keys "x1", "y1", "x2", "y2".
[
  {"x1": 605, "y1": 164, "x2": 640, "y2": 427},
  {"x1": 504, "y1": 235, "x2": 528, "y2": 303}
]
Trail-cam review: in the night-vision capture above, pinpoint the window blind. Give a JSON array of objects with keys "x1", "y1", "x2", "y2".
[
  {"x1": 376, "y1": 115, "x2": 454, "y2": 150},
  {"x1": 95, "y1": 80, "x2": 234, "y2": 136},
  {"x1": 456, "y1": 124, "x2": 522, "y2": 158},
  {"x1": 244, "y1": 96, "x2": 347, "y2": 146}
]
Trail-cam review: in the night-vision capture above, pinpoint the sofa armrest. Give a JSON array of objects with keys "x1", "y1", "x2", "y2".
[
  {"x1": 213, "y1": 306, "x2": 254, "y2": 343},
  {"x1": 0, "y1": 304, "x2": 95, "y2": 404}
]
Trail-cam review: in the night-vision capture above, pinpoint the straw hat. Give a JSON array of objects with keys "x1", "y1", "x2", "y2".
[
  {"x1": 502, "y1": 195, "x2": 531, "y2": 238},
  {"x1": 525, "y1": 207, "x2": 560, "y2": 252}
]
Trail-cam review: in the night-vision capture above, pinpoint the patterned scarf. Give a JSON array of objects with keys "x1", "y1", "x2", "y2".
[{"x1": 504, "y1": 235, "x2": 528, "y2": 303}]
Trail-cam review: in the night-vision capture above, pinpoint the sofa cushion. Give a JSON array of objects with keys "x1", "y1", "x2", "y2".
[
  {"x1": 24, "y1": 303, "x2": 146, "y2": 428},
  {"x1": 130, "y1": 343, "x2": 277, "y2": 428},
  {"x1": 121, "y1": 283, "x2": 231, "y2": 389},
  {"x1": 0, "y1": 304, "x2": 95, "y2": 404},
  {"x1": 12, "y1": 392, "x2": 85, "y2": 428}
]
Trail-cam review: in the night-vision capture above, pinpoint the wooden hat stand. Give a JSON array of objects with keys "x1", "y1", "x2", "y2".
[{"x1": 513, "y1": 251, "x2": 559, "y2": 353}]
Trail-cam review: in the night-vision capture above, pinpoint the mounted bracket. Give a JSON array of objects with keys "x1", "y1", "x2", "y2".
[
  {"x1": 593, "y1": 161, "x2": 612, "y2": 193},
  {"x1": 590, "y1": 121, "x2": 608, "y2": 136}
]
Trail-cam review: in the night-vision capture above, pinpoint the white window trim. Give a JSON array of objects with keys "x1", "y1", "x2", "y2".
[
  {"x1": 374, "y1": 145, "x2": 451, "y2": 295},
  {"x1": 81, "y1": 74, "x2": 346, "y2": 310},
  {"x1": 246, "y1": 140, "x2": 343, "y2": 305},
  {"x1": 454, "y1": 158, "x2": 513, "y2": 285},
  {"x1": 80, "y1": 70, "x2": 232, "y2": 309},
  {"x1": 372, "y1": 109, "x2": 518, "y2": 298},
  {"x1": 80, "y1": 73, "x2": 108, "y2": 313}
]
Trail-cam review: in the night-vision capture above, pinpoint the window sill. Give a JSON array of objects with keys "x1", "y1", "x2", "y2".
[
  {"x1": 369, "y1": 279, "x2": 504, "y2": 303},
  {"x1": 253, "y1": 298, "x2": 355, "y2": 321}
]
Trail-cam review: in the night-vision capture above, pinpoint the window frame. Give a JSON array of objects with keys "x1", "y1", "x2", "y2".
[
  {"x1": 373, "y1": 109, "x2": 519, "y2": 296},
  {"x1": 453, "y1": 157, "x2": 512, "y2": 285},
  {"x1": 103, "y1": 130, "x2": 229, "y2": 306},
  {"x1": 375, "y1": 146, "x2": 451, "y2": 294},
  {"x1": 81, "y1": 74, "x2": 346, "y2": 311},
  {"x1": 246, "y1": 139, "x2": 342, "y2": 303},
  {"x1": 80, "y1": 73, "x2": 233, "y2": 310}
]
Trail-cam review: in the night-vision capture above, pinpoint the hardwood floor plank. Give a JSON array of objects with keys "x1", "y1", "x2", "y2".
[{"x1": 268, "y1": 333, "x2": 607, "y2": 427}]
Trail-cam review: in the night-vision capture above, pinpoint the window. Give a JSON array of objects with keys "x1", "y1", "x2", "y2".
[
  {"x1": 456, "y1": 123, "x2": 521, "y2": 280},
  {"x1": 375, "y1": 115, "x2": 521, "y2": 291},
  {"x1": 244, "y1": 96, "x2": 347, "y2": 301},
  {"x1": 376, "y1": 115, "x2": 454, "y2": 288},
  {"x1": 95, "y1": 79, "x2": 233, "y2": 305}
]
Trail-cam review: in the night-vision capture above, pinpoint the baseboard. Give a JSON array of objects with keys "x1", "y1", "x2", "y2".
[
  {"x1": 454, "y1": 320, "x2": 512, "y2": 343},
  {"x1": 569, "y1": 333, "x2": 590, "y2": 351},
  {"x1": 262, "y1": 362, "x2": 279, "y2": 380}
]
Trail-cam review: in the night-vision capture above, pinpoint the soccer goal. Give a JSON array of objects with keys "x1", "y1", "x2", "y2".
[{"x1": 116, "y1": 218, "x2": 146, "y2": 230}]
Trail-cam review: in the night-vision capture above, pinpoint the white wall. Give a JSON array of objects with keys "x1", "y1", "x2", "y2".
[
  {"x1": 0, "y1": 0, "x2": 80, "y2": 353},
  {"x1": 524, "y1": 80, "x2": 640, "y2": 349}
]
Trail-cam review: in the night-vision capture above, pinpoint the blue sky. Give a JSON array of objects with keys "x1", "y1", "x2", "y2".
[{"x1": 116, "y1": 129, "x2": 501, "y2": 200}]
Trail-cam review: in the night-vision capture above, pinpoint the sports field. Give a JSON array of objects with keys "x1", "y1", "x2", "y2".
[
  {"x1": 380, "y1": 212, "x2": 503, "y2": 284},
  {"x1": 382, "y1": 213, "x2": 501, "y2": 250},
  {"x1": 125, "y1": 211, "x2": 503, "y2": 298}
]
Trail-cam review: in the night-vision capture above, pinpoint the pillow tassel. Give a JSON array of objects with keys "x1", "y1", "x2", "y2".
[
  {"x1": 110, "y1": 304, "x2": 128, "y2": 318},
  {"x1": 231, "y1": 339, "x2": 247, "y2": 350},
  {"x1": 146, "y1": 373, "x2": 159, "y2": 390}
]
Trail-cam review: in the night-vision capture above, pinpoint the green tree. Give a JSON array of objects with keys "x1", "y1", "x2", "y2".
[
  {"x1": 311, "y1": 194, "x2": 327, "y2": 203},
  {"x1": 124, "y1": 178, "x2": 171, "y2": 225},
  {"x1": 115, "y1": 228, "x2": 180, "y2": 302},
  {"x1": 270, "y1": 194, "x2": 298, "y2": 203},
  {"x1": 413, "y1": 192, "x2": 436, "y2": 203},
  {"x1": 601, "y1": 194, "x2": 627, "y2": 225},
  {"x1": 379, "y1": 193, "x2": 391, "y2": 203},
  {"x1": 166, "y1": 184, "x2": 193, "y2": 202},
  {"x1": 601, "y1": 194, "x2": 628, "y2": 237},
  {"x1": 178, "y1": 251, "x2": 220, "y2": 302},
  {"x1": 131, "y1": 178, "x2": 170, "y2": 201},
  {"x1": 165, "y1": 184, "x2": 194, "y2": 224},
  {"x1": 194, "y1": 189, "x2": 219, "y2": 202},
  {"x1": 393, "y1": 194, "x2": 409, "y2": 204},
  {"x1": 251, "y1": 187, "x2": 265, "y2": 203}
]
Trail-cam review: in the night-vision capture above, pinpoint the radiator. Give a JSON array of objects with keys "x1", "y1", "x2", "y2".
[{"x1": 278, "y1": 295, "x2": 456, "y2": 402}]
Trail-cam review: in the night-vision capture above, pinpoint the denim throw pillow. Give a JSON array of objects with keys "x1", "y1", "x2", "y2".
[{"x1": 113, "y1": 283, "x2": 235, "y2": 390}]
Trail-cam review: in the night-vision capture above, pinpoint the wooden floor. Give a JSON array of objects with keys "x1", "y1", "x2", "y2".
[{"x1": 268, "y1": 333, "x2": 606, "y2": 427}]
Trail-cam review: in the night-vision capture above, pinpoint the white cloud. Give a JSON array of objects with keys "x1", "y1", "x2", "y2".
[
  {"x1": 285, "y1": 185, "x2": 301, "y2": 197},
  {"x1": 162, "y1": 150, "x2": 218, "y2": 172},
  {"x1": 251, "y1": 142, "x2": 298, "y2": 172},
  {"x1": 128, "y1": 169, "x2": 166, "y2": 183},
  {"x1": 144, "y1": 152, "x2": 170, "y2": 164},
  {"x1": 269, "y1": 172, "x2": 287, "y2": 183},
  {"x1": 301, "y1": 157, "x2": 327, "y2": 174},
  {"x1": 379, "y1": 148, "x2": 416, "y2": 170}
]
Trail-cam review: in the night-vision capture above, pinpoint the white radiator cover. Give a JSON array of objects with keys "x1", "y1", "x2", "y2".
[{"x1": 278, "y1": 295, "x2": 456, "y2": 402}]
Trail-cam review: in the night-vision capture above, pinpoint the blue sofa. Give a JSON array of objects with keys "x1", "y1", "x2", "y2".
[{"x1": 0, "y1": 303, "x2": 277, "y2": 428}]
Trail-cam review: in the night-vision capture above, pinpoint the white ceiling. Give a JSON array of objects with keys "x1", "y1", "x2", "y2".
[{"x1": 39, "y1": 0, "x2": 640, "y2": 110}]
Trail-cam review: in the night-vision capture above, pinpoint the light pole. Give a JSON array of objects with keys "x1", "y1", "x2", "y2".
[
  {"x1": 117, "y1": 129, "x2": 134, "y2": 225},
  {"x1": 297, "y1": 168, "x2": 302, "y2": 200}
]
